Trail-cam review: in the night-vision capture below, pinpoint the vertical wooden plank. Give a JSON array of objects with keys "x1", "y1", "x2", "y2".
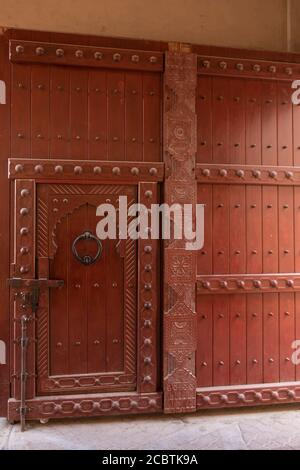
[
  {"x1": 143, "y1": 72, "x2": 161, "y2": 162},
  {"x1": 277, "y1": 81, "x2": 293, "y2": 166},
  {"x1": 246, "y1": 185, "x2": 262, "y2": 274},
  {"x1": 11, "y1": 63, "x2": 31, "y2": 158},
  {"x1": 261, "y1": 81, "x2": 277, "y2": 166},
  {"x1": 213, "y1": 185, "x2": 229, "y2": 274},
  {"x1": 70, "y1": 69, "x2": 88, "y2": 159},
  {"x1": 196, "y1": 295, "x2": 213, "y2": 387},
  {"x1": 246, "y1": 184, "x2": 263, "y2": 384},
  {"x1": 88, "y1": 70, "x2": 107, "y2": 160},
  {"x1": 49, "y1": 211, "x2": 69, "y2": 376},
  {"x1": 262, "y1": 186, "x2": 278, "y2": 274},
  {"x1": 278, "y1": 186, "x2": 294, "y2": 273},
  {"x1": 0, "y1": 32, "x2": 10, "y2": 415},
  {"x1": 197, "y1": 184, "x2": 212, "y2": 275},
  {"x1": 279, "y1": 293, "x2": 296, "y2": 382},
  {"x1": 196, "y1": 76, "x2": 212, "y2": 163},
  {"x1": 294, "y1": 188, "x2": 300, "y2": 380},
  {"x1": 125, "y1": 72, "x2": 143, "y2": 161},
  {"x1": 212, "y1": 77, "x2": 229, "y2": 164},
  {"x1": 247, "y1": 294, "x2": 263, "y2": 384},
  {"x1": 229, "y1": 79, "x2": 246, "y2": 164},
  {"x1": 263, "y1": 293, "x2": 279, "y2": 383},
  {"x1": 68, "y1": 205, "x2": 88, "y2": 374},
  {"x1": 229, "y1": 185, "x2": 246, "y2": 274},
  {"x1": 278, "y1": 186, "x2": 295, "y2": 382},
  {"x1": 293, "y1": 101, "x2": 300, "y2": 165},
  {"x1": 49, "y1": 67, "x2": 70, "y2": 158},
  {"x1": 31, "y1": 65, "x2": 50, "y2": 158},
  {"x1": 105, "y1": 237, "x2": 124, "y2": 372},
  {"x1": 87, "y1": 204, "x2": 106, "y2": 373},
  {"x1": 213, "y1": 295, "x2": 229, "y2": 386},
  {"x1": 230, "y1": 295, "x2": 246, "y2": 385},
  {"x1": 245, "y1": 80, "x2": 262, "y2": 165},
  {"x1": 107, "y1": 71, "x2": 125, "y2": 161}
]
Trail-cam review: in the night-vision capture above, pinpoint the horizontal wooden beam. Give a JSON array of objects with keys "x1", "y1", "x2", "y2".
[
  {"x1": 197, "y1": 54, "x2": 299, "y2": 80},
  {"x1": 8, "y1": 158, "x2": 164, "y2": 182},
  {"x1": 196, "y1": 163, "x2": 300, "y2": 185},
  {"x1": 197, "y1": 382, "x2": 300, "y2": 409},
  {"x1": 197, "y1": 273, "x2": 300, "y2": 294},
  {"x1": 9, "y1": 39, "x2": 164, "y2": 72}
]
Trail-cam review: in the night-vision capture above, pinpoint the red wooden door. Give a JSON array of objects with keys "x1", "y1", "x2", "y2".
[
  {"x1": 196, "y1": 57, "x2": 300, "y2": 408},
  {"x1": 6, "y1": 31, "x2": 163, "y2": 423}
]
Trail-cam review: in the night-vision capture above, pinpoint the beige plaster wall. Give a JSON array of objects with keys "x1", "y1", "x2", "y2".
[{"x1": 0, "y1": 0, "x2": 291, "y2": 51}]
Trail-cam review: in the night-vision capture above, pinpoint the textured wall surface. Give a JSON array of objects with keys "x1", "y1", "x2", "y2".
[{"x1": 0, "y1": 0, "x2": 289, "y2": 51}]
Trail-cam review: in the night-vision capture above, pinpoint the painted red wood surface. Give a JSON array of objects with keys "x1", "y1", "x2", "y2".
[{"x1": 196, "y1": 72, "x2": 300, "y2": 392}]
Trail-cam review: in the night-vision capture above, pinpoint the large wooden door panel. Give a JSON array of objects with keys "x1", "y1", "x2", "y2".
[{"x1": 196, "y1": 54, "x2": 300, "y2": 409}]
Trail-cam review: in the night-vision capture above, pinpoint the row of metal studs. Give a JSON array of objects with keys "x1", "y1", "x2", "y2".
[
  {"x1": 15, "y1": 44, "x2": 159, "y2": 64},
  {"x1": 199, "y1": 59, "x2": 293, "y2": 75},
  {"x1": 199, "y1": 279, "x2": 296, "y2": 289},
  {"x1": 200, "y1": 168, "x2": 294, "y2": 179},
  {"x1": 14, "y1": 164, "x2": 159, "y2": 176}
]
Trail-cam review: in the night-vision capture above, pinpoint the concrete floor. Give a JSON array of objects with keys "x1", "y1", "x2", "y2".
[{"x1": 2, "y1": 405, "x2": 300, "y2": 450}]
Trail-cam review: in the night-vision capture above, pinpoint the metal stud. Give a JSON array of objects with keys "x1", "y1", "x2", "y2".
[
  {"x1": 253, "y1": 280, "x2": 261, "y2": 288},
  {"x1": 149, "y1": 167, "x2": 158, "y2": 176},
  {"x1": 20, "y1": 266, "x2": 29, "y2": 274},
  {"x1": 269, "y1": 170, "x2": 277, "y2": 178},
  {"x1": 236, "y1": 63, "x2": 244, "y2": 71},
  {"x1": 93, "y1": 166, "x2": 102, "y2": 174},
  {"x1": 252, "y1": 170, "x2": 261, "y2": 178},
  {"x1": 144, "y1": 357, "x2": 152, "y2": 365},
  {"x1": 20, "y1": 189, "x2": 29, "y2": 197},
  {"x1": 144, "y1": 264, "x2": 152, "y2": 272},
  {"x1": 131, "y1": 54, "x2": 140, "y2": 63},
  {"x1": 219, "y1": 360, "x2": 225, "y2": 366},
  {"x1": 17, "y1": 133, "x2": 24, "y2": 139},
  {"x1": 144, "y1": 319, "x2": 152, "y2": 327},
  {"x1": 219, "y1": 61, "x2": 227, "y2": 70},
  {"x1": 236, "y1": 169, "x2": 244, "y2": 178},
  {"x1": 16, "y1": 45, "x2": 24, "y2": 54},
  {"x1": 34, "y1": 164, "x2": 43, "y2": 173},
  {"x1": 75, "y1": 50, "x2": 83, "y2": 58},
  {"x1": 56, "y1": 49, "x2": 64, "y2": 57},
  {"x1": 20, "y1": 227, "x2": 29, "y2": 236},
  {"x1": 286, "y1": 279, "x2": 294, "y2": 287},
  {"x1": 252, "y1": 359, "x2": 258, "y2": 364},
  {"x1": 144, "y1": 302, "x2": 152, "y2": 309},
  {"x1": 144, "y1": 245, "x2": 152, "y2": 253},
  {"x1": 112, "y1": 167, "x2": 121, "y2": 175},
  {"x1": 35, "y1": 46, "x2": 45, "y2": 56},
  {"x1": 270, "y1": 280, "x2": 278, "y2": 288},
  {"x1": 15, "y1": 164, "x2": 24, "y2": 173},
  {"x1": 269, "y1": 358, "x2": 274, "y2": 363},
  {"x1": 113, "y1": 53, "x2": 121, "y2": 62},
  {"x1": 285, "y1": 171, "x2": 293, "y2": 179},
  {"x1": 202, "y1": 60, "x2": 210, "y2": 68},
  {"x1": 201, "y1": 361, "x2": 208, "y2": 367},
  {"x1": 269, "y1": 65, "x2": 276, "y2": 73},
  {"x1": 37, "y1": 84, "x2": 44, "y2": 90},
  {"x1": 74, "y1": 166, "x2": 83, "y2": 174},
  {"x1": 20, "y1": 208, "x2": 29, "y2": 216},
  {"x1": 145, "y1": 190, "x2": 153, "y2": 199},
  {"x1": 54, "y1": 165, "x2": 63, "y2": 173},
  {"x1": 285, "y1": 67, "x2": 293, "y2": 75},
  {"x1": 149, "y1": 56, "x2": 158, "y2": 63},
  {"x1": 144, "y1": 338, "x2": 152, "y2": 346},
  {"x1": 94, "y1": 51, "x2": 103, "y2": 60},
  {"x1": 20, "y1": 247, "x2": 29, "y2": 255},
  {"x1": 202, "y1": 168, "x2": 210, "y2": 177},
  {"x1": 219, "y1": 169, "x2": 227, "y2": 177},
  {"x1": 253, "y1": 64, "x2": 261, "y2": 72}
]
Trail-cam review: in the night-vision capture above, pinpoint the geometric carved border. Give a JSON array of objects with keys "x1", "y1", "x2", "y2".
[{"x1": 8, "y1": 392, "x2": 162, "y2": 422}]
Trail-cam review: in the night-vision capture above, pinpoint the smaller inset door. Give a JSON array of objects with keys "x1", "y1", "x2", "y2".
[{"x1": 36, "y1": 183, "x2": 137, "y2": 395}]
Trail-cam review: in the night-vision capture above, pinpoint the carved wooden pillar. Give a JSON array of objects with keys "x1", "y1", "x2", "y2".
[{"x1": 163, "y1": 45, "x2": 198, "y2": 413}]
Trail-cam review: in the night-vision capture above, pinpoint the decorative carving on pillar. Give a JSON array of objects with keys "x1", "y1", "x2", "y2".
[{"x1": 163, "y1": 47, "x2": 197, "y2": 413}]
